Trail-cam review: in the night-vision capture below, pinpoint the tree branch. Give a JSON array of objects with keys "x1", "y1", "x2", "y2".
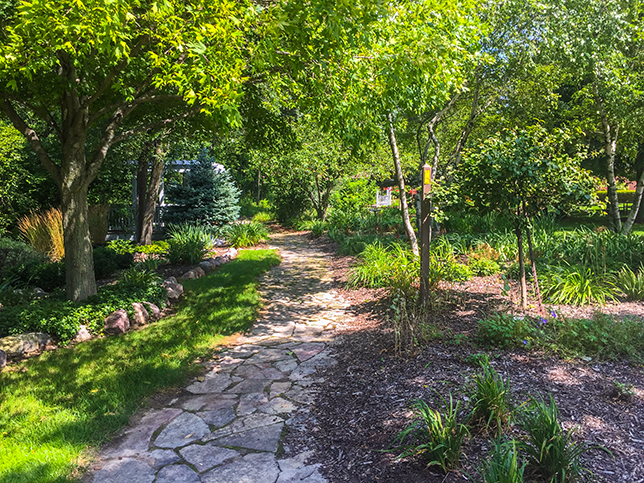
[{"x1": 0, "y1": 98, "x2": 62, "y2": 186}]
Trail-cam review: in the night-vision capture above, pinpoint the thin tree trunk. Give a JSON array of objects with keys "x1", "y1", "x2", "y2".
[
  {"x1": 525, "y1": 220, "x2": 543, "y2": 314},
  {"x1": 135, "y1": 143, "x2": 151, "y2": 242},
  {"x1": 622, "y1": 157, "x2": 644, "y2": 234},
  {"x1": 515, "y1": 224, "x2": 527, "y2": 309},
  {"x1": 593, "y1": 80, "x2": 622, "y2": 232},
  {"x1": 387, "y1": 112, "x2": 418, "y2": 257}
]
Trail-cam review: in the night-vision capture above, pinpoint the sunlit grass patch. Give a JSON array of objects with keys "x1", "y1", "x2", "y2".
[{"x1": 0, "y1": 249, "x2": 280, "y2": 483}]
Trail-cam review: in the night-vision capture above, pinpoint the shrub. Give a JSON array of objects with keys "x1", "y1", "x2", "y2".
[
  {"x1": 518, "y1": 395, "x2": 606, "y2": 482},
  {"x1": 470, "y1": 257, "x2": 501, "y2": 276},
  {"x1": 470, "y1": 356, "x2": 512, "y2": 433},
  {"x1": 0, "y1": 237, "x2": 47, "y2": 282},
  {"x1": 164, "y1": 148, "x2": 240, "y2": 226},
  {"x1": 391, "y1": 394, "x2": 469, "y2": 472},
  {"x1": 478, "y1": 313, "x2": 530, "y2": 348},
  {"x1": 17, "y1": 208, "x2": 65, "y2": 261},
  {"x1": 479, "y1": 439, "x2": 526, "y2": 483},
  {"x1": 23, "y1": 261, "x2": 66, "y2": 292},
  {"x1": 541, "y1": 266, "x2": 618, "y2": 306},
  {"x1": 615, "y1": 265, "x2": 644, "y2": 301},
  {"x1": 166, "y1": 224, "x2": 211, "y2": 264},
  {"x1": 224, "y1": 222, "x2": 269, "y2": 248},
  {"x1": 107, "y1": 239, "x2": 169, "y2": 255},
  {"x1": 93, "y1": 246, "x2": 134, "y2": 279},
  {"x1": 0, "y1": 277, "x2": 166, "y2": 342}
]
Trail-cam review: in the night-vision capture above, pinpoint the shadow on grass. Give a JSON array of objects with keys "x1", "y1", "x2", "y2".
[{"x1": 0, "y1": 249, "x2": 280, "y2": 483}]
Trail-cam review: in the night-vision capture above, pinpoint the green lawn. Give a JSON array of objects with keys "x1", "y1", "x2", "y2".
[{"x1": 0, "y1": 249, "x2": 280, "y2": 483}]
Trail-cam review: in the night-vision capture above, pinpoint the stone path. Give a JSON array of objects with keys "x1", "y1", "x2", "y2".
[{"x1": 90, "y1": 233, "x2": 349, "y2": 483}]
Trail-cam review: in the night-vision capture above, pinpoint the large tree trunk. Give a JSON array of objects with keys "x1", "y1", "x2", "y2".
[
  {"x1": 136, "y1": 141, "x2": 165, "y2": 245},
  {"x1": 387, "y1": 112, "x2": 418, "y2": 257},
  {"x1": 61, "y1": 182, "x2": 97, "y2": 302}
]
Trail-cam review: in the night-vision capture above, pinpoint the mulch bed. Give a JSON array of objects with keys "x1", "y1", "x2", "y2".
[{"x1": 283, "y1": 235, "x2": 644, "y2": 482}]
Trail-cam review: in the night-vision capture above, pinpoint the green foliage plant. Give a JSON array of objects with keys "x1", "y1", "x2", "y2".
[
  {"x1": 0, "y1": 237, "x2": 47, "y2": 283},
  {"x1": 166, "y1": 224, "x2": 212, "y2": 265},
  {"x1": 470, "y1": 257, "x2": 501, "y2": 276},
  {"x1": 470, "y1": 356, "x2": 512, "y2": 434},
  {"x1": 479, "y1": 439, "x2": 526, "y2": 483},
  {"x1": 610, "y1": 381, "x2": 635, "y2": 402},
  {"x1": 541, "y1": 267, "x2": 617, "y2": 306},
  {"x1": 517, "y1": 395, "x2": 606, "y2": 482},
  {"x1": 391, "y1": 394, "x2": 469, "y2": 472},
  {"x1": 347, "y1": 242, "x2": 419, "y2": 298},
  {"x1": 224, "y1": 222, "x2": 269, "y2": 248},
  {"x1": 478, "y1": 313, "x2": 530, "y2": 349},
  {"x1": 615, "y1": 265, "x2": 644, "y2": 301}
]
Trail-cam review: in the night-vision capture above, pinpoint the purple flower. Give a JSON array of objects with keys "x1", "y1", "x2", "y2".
[
  {"x1": 522, "y1": 339, "x2": 528, "y2": 345},
  {"x1": 550, "y1": 309, "x2": 557, "y2": 319},
  {"x1": 539, "y1": 317, "x2": 547, "y2": 325}
]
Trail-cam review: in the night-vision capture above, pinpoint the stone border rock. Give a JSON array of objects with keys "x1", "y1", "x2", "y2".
[{"x1": 0, "y1": 247, "x2": 240, "y2": 367}]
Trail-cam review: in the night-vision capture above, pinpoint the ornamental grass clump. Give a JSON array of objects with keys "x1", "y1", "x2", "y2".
[
  {"x1": 391, "y1": 394, "x2": 469, "y2": 472},
  {"x1": 517, "y1": 395, "x2": 608, "y2": 482},
  {"x1": 17, "y1": 208, "x2": 65, "y2": 261},
  {"x1": 479, "y1": 438, "x2": 526, "y2": 483},
  {"x1": 470, "y1": 356, "x2": 512, "y2": 434},
  {"x1": 224, "y1": 221, "x2": 269, "y2": 248},
  {"x1": 166, "y1": 224, "x2": 212, "y2": 264},
  {"x1": 615, "y1": 265, "x2": 644, "y2": 301}
]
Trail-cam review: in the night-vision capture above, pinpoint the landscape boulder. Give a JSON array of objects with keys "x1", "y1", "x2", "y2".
[
  {"x1": 104, "y1": 309, "x2": 130, "y2": 335},
  {"x1": 75, "y1": 325, "x2": 92, "y2": 342},
  {"x1": 162, "y1": 279, "x2": 184, "y2": 302},
  {"x1": 33, "y1": 287, "x2": 48, "y2": 298},
  {"x1": 193, "y1": 266, "x2": 206, "y2": 278},
  {"x1": 178, "y1": 270, "x2": 197, "y2": 281},
  {"x1": 0, "y1": 332, "x2": 53, "y2": 358},
  {"x1": 131, "y1": 302, "x2": 150, "y2": 327},
  {"x1": 199, "y1": 260, "x2": 214, "y2": 274},
  {"x1": 0, "y1": 349, "x2": 6, "y2": 369},
  {"x1": 226, "y1": 247, "x2": 239, "y2": 259},
  {"x1": 146, "y1": 302, "x2": 162, "y2": 321}
]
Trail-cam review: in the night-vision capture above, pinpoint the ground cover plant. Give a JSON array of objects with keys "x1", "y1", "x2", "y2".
[{"x1": 0, "y1": 249, "x2": 280, "y2": 483}]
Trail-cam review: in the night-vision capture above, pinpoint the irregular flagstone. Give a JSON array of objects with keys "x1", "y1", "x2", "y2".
[
  {"x1": 179, "y1": 443, "x2": 239, "y2": 472},
  {"x1": 212, "y1": 422, "x2": 284, "y2": 452},
  {"x1": 102, "y1": 408, "x2": 183, "y2": 458},
  {"x1": 198, "y1": 406, "x2": 236, "y2": 427},
  {"x1": 201, "y1": 452, "x2": 280, "y2": 483},
  {"x1": 237, "y1": 392, "x2": 269, "y2": 416},
  {"x1": 155, "y1": 464, "x2": 200, "y2": 483},
  {"x1": 205, "y1": 413, "x2": 283, "y2": 440},
  {"x1": 227, "y1": 378, "x2": 272, "y2": 394},
  {"x1": 141, "y1": 449, "x2": 181, "y2": 468},
  {"x1": 154, "y1": 412, "x2": 210, "y2": 448},
  {"x1": 246, "y1": 348, "x2": 290, "y2": 363},
  {"x1": 92, "y1": 458, "x2": 155, "y2": 483},
  {"x1": 186, "y1": 373, "x2": 232, "y2": 394},
  {"x1": 291, "y1": 343, "x2": 325, "y2": 362},
  {"x1": 274, "y1": 358, "x2": 298, "y2": 373},
  {"x1": 175, "y1": 393, "x2": 238, "y2": 412},
  {"x1": 270, "y1": 382, "x2": 292, "y2": 399},
  {"x1": 277, "y1": 451, "x2": 322, "y2": 482},
  {"x1": 258, "y1": 397, "x2": 298, "y2": 415},
  {"x1": 284, "y1": 385, "x2": 317, "y2": 405}
]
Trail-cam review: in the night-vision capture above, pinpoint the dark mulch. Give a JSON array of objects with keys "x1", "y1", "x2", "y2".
[{"x1": 283, "y1": 234, "x2": 644, "y2": 482}]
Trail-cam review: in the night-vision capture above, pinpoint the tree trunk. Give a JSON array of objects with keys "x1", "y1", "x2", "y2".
[
  {"x1": 515, "y1": 224, "x2": 527, "y2": 309},
  {"x1": 387, "y1": 113, "x2": 418, "y2": 257},
  {"x1": 61, "y1": 182, "x2": 97, "y2": 302},
  {"x1": 135, "y1": 143, "x2": 151, "y2": 242},
  {"x1": 140, "y1": 146, "x2": 164, "y2": 245},
  {"x1": 525, "y1": 221, "x2": 543, "y2": 313},
  {"x1": 593, "y1": 80, "x2": 622, "y2": 232},
  {"x1": 622, "y1": 146, "x2": 644, "y2": 234}
]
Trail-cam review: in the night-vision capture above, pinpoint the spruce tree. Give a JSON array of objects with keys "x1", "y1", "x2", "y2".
[{"x1": 165, "y1": 149, "x2": 240, "y2": 226}]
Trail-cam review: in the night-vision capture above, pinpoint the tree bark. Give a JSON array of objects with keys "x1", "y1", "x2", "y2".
[
  {"x1": 525, "y1": 221, "x2": 544, "y2": 314},
  {"x1": 139, "y1": 144, "x2": 165, "y2": 245},
  {"x1": 593, "y1": 80, "x2": 622, "y2": 232},
  {"x1": 515, "y1": 224, "x2": 527, "y2": 309},
  {"x1": 387, "y1": 112, "x2": 418, "y2": 257},
  {"x1": 135, "y1": 142, "x2": 151, "y2": 243}
]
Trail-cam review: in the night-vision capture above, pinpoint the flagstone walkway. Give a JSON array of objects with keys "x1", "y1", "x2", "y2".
[{"x1": 90, "y1": 233, "x2": 349, "y2": 483}]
